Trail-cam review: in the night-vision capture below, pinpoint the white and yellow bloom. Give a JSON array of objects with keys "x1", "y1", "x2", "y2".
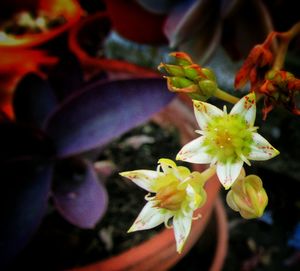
[
  {"x1": 176, "y1": 93, "x2": 279, "y2": 189},
  {"x1": 119, "y1": 158, "x2": 208, "y2": 253}
]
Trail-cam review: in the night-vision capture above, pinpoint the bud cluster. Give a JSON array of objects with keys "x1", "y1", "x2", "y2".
[
  {"x1": 158, "y1": 52, "x2": 218, "y2": 101},
  {"x1": 260, "y1": 70, "x2": 300, "y2": 117}
]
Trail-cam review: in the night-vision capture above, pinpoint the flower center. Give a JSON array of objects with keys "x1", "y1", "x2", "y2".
[
  {"x1": 204, "y1": 114, "x2": 253, "y2": 163},
  {"x1": 155, "y1": 182, "x2": 186, "y2": 211}
]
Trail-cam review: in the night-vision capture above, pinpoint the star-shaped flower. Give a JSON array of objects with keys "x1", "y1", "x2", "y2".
[
  {"x1": 120, "y1": 158, "x2": 207, "y2": 253},
  {"x1": 176, "y1": 93, "x2": 279, "y2": 189}
]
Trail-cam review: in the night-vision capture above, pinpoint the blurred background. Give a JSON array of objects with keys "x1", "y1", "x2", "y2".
[{"x1": 0, "y1": 1, "x2": 300, "y2": 270}]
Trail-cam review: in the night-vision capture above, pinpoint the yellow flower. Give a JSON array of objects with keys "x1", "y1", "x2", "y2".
[
  {"x1": 120, "y1": 158, "x2": 208, "y2": 253},
  {"x1": 176, "y1": 93, "x2": 279, "y2": 189}
]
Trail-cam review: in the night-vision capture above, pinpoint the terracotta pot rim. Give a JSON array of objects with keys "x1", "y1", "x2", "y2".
[
  {"x1": 66, "y1": 195, "x2": 228, "y2": 271},
  {"x1": 209, "y1": 197, "x2": 228, "y2": 271}
]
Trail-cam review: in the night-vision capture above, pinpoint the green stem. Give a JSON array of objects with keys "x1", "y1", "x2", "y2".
[
  {"x1": 201, "y1": 165, "x2": 216, "y2": 184},
  {"x1": 214, "y1": 88, "x2": 239, "y2": 104},
  {"x1": 273, "y1": 21, "x2": 300, "y2": 70},
  {"x1": 272, "y1": 40, "x2": 289, "y2": 71}
]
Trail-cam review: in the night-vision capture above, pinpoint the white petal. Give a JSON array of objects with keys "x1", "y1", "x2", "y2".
[
  {"x1": 216, "y1": 160, "x2": 244, "y2": 189},
  {"x1": 193, "y1": 100, "x2": 223, "y2": 130},
  {"x1": 247, "y1": 133, "x2": 280, "y2": 161},
  {"x1": 176, "y1": 137, "x2": 213, "y2": 164},
  {"x1": 120, "y1": 170, "x2": 161, "y2": 192},
  {"x1": 230, "y1": 93, "x2": 256, "y2": 126},
  {"x1": 128, "y1": 201, "x2": 172, "y2": 232},
  {"x1": 173, "y1": 211, "x2": 193, "y2": 253}
]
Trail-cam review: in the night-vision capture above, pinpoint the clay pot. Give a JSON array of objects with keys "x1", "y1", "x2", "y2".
[{"x1": 66, "y1": 99, "x2": 228, "y2": 271}]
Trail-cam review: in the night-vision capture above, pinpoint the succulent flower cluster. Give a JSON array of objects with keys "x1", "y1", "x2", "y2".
[
  {"x1": 2, "y1": 1, "x2": 299, "y2": 268},
  {"x1": 120, "y1": 47, "x2": 287, "y2": 252},
  {"x1": 120, "y1": 21, "x2": 300, "y2": 254},
  {"x1": 121, "y1": 23, "x2": 300, "y2": 255}
]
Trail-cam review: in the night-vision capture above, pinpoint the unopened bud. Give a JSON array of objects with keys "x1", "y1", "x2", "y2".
[
  {"x1": 160, "y1": 52, "x2": 219, "y2": 101},
  {"x1": 165, "y1": 76, "x2": 198, "y2": 93},
  {"x1": 201, "y1": 68, "x2": 216, "y2": 81},
  {"x1": 158, "y1": 63, "x2": 185, "y2": 77},
  {"x1": 183, "y1": 64, "x2": 204, "y2": 80},
  {"x1": 169, "y1": 52, "x2": 193, "y2": 66},
  {"x1": 226, "y1": 175, "x2": 268, "y2": 219},
  {"x1": 198, "y1": 79, "x2": 218, "y2": 98}
]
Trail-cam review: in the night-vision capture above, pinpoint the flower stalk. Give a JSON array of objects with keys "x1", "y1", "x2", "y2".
[
  {"x1": 273, "y1": 22, "x2": 300, "y2": 70},
  {"x1": 214, "y1": 88, "x2": 239, "y2": 104}
]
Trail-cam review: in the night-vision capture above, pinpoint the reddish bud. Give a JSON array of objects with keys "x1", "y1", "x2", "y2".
[
  {"x1": 235, "y1": 45, "x2": 273, "y2": 89},
  {"x1": 169, "y1": 52, "x2": 193, "y2": 66}
]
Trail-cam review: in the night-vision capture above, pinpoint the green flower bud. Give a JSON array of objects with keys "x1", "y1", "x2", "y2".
[
  {"x1": 198, "y1": 79, "x2": 218, "y2": 97},
  {"x1": 201, "y1": 68, "x2": 216, "y2": 81},
  {"x1": 158, "y1": 63, "x2": 185, "y2": 77},
  {"x1": 169, "y1": 52, "x2": 193, "y2": 66},
  {"x1": 170, "y1": 77, "x2": 194, "y2": 88},
  {"x1": 226, "y1": 174, "x2": 268, "y2": 219},
  {"x1": 165, "y1": 76, "x2": 199, "y2": 93},
  {"x1": 183, "y1": 64, "x2": 203, "y2": 80},
  {"x1": 159, "y1": 52, "x2": 219, "y2": 102}
]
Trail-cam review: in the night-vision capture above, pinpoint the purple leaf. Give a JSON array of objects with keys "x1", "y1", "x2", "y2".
[
  {"x1": 52, "y1": 158, "x2": 108, "y2": 229},
  {"x1": 179, "y1": 20, "x2": 222, "y2": 65},
  {"x1": 0, "y1": 160, "x2": 52, "y2": 268},
  {"x1": 13, "y1": 74, "x2": 57, "y2": 129},
  {"x1": 136, "y1": 0, "x2": 178, "y2": 14},
  {"x1": 164, "y1": 0, "x2": 219, "y2": 48},
  {"x1": 45, "y1": 78, "x2": 174, "y2": 158}
]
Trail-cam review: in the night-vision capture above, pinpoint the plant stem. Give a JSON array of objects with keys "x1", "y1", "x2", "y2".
[
  {"x1": 273, "y1": 21, "x2": 300, "y2": 70},
  {"x1": 201, "y1": 165, "x2": 216, "y2": 183},
  {"x1": 214, "y1": 88, "x2": 239, "y2": 104}
]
